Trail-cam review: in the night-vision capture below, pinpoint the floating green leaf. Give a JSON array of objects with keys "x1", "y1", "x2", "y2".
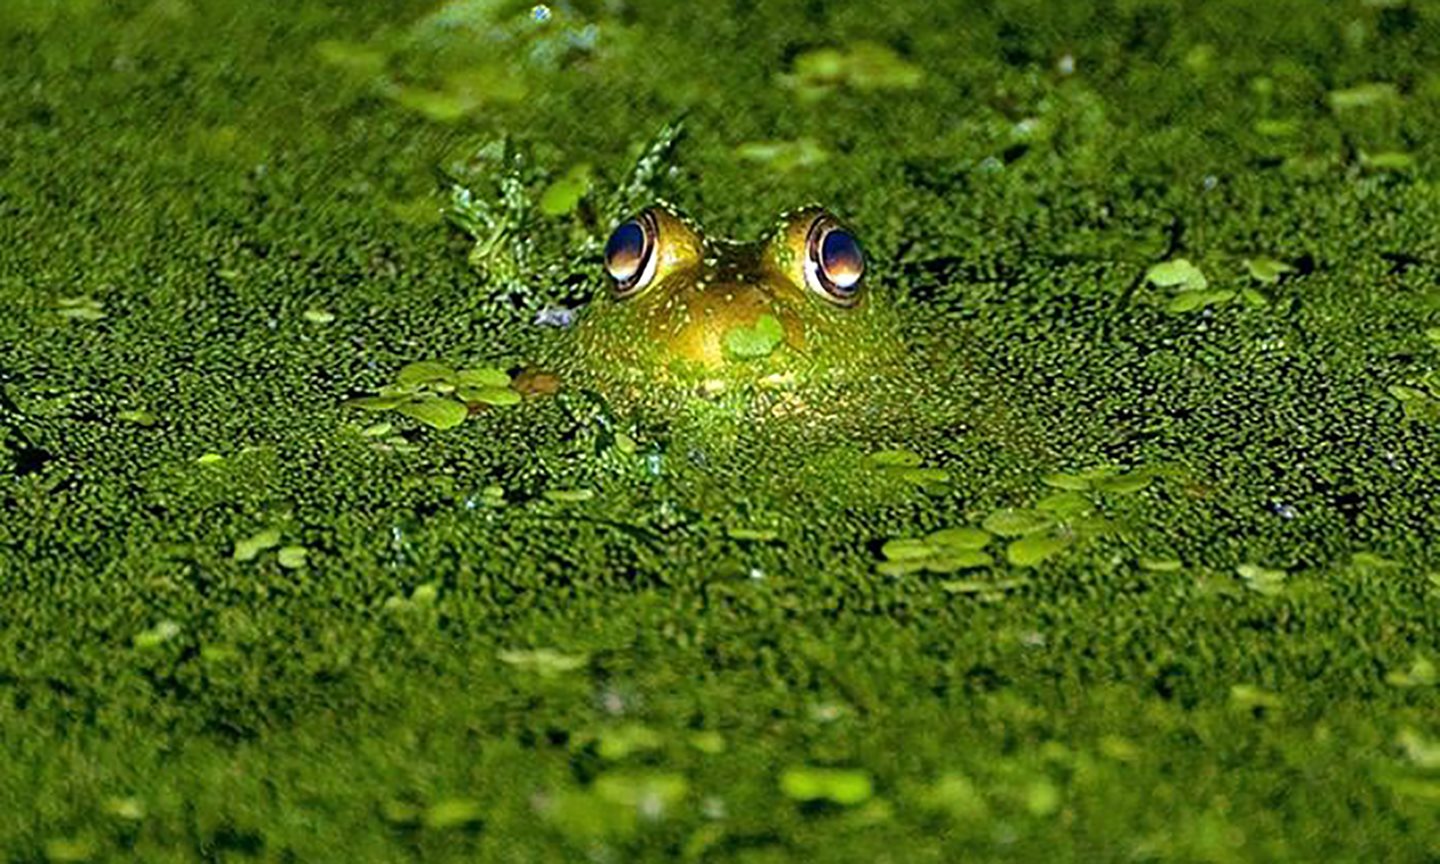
[
  {"x1": 1093, "y1": 473, "x2": 1152, "y2": 494},
  {"x1": 894, "y1": 467, "x2": 950, "y2": 490},
  {"x1": 1167, "y1": 289, "x2": 1235, "y2": 313},
  {"x1": 723, "y1": 314, "x2": 785, "y2": 359},
  {"x1": 1328, "y1": 82, "x2": 1399, "y2": 111},
  {"x1": 117, "y1": 409, "x2": 158, "y2": 426},
  {"x1": 234, "y1": 528, "x2": 281, "y2": 562},
  {"x1": 1379, "y1": 776, "x2": 1440, "y2": 801},
  {"x1": 539, "y1": 162, "x2": 593, "y2": 216},
  {"x1": 411, "y1": 582, "x2": 439, "y2": 606},
  {"x1": 1360, "y1": 151, "x2": 1415, "y2": 172},
  {"x1": 1351, "y1": 551, "x2": 1401, "y2": 571},
  {"x1": 54, "y1": 296, "x2": 105, "y2": 321},
  {"x1": 396, "y1": 361, "x2": 456, "y2": 386},
  {"x1": 1243, "y1": 257, "x2": 1296, "y2": 284},
  {"x1": 1253, "y1": 118, "x2": 1300, "y2": 138},
  {"x1": 779, "y1": 767, "x2": 873, "y2": 805},
  {"x1": 591, "y1": 724, "x2": 665, "y2": 761},
  {"x1": 1388, "y1": 384, "x2": 1440, "y2": 422},
  {"x1": 497, "y1": 648, "x2": 587, "y2": 677},
  {"x1": 133, "y1": 620, "x2": 181, "y2": 649},
  {"x1": 1138, "y1": 557, "x2": 1183, "y2": 572},
  {"x1": 1385, "y1": 656, "x2": 1437, "y2": 688},
  {"x1": 1237, "y1": 563, "x2": 1287, "y2": 596},
  {"x1": 866, "y1": 449, "x2": 923, "y2": 468},
  {"x1": 982, "y1": 509, "x2": 1054, "y2": 537},
  {"x1": 1146, "y1": 258, "x2": 1208, "y2": 292},
  {"x1": 735, "y1": 138, "x2": 830, "y2": 172},
  {"x1": 102, "y1": 796, "x2": 145, "y2": 821},
  {"x1": 1024, "y1": 779, "x2": 1062, "y2": 816},
  {"x1": 876, "y1": 559, "x2": 928, "y2": 577},
  {"x1": 925, "y1": 551, "x2": 994, "y2": 572},
  {"x1": 926, "y1": 526, "x2": 992, "y2": 550},
  {"x1": 689, "y1": 731, "x2": 726, "y2": 754},
  {"x1": 456, "y1": 367, "x2": 510, "y2": 388},
  {"x1": 881, "y1": 535, "x2": 938, "y2": 564},
  {"x1": 1229, "y1": 683, "x2": 1283, "y2": 711},
  {"x1": 593, "y1": 772, "x2": 690, "y2": 811},
  {"x1": 459, "y1": 385, "x2": 521, "y2": 406},
  {"x1": 1035, "y1": 491, "x2": 1092, "y2": 516},
  {"x1": 396, "y1": 397, "x2": 469, "y2": 429},
  {"x1": 1006, "y1": 530, "x2": 1074, "y2": 567},
  {"x1": 728, "y1": 527, "x2": 779, "y2": 542},
  {"x1": 1041, "y1": 472, "x2": 1091, "y2": 491},
  {"x1": 545, "y1": 488, "x2": 594, "y2": 503},
  {"x1": 302, "y1": 308, "x2": 335, "y2": 324},
  {"x1": 917, "y1": 773, "x2": 989, "y2": 820},
  {"x1": 379, "y1": 799, "x2": 421, "y2": 826},
  {"x1": 277, "y1": 545, "x2": 308, "y2": 569},
  {"x1": 1396, "y1": 728, "x2": 1440, "y2": 770},
  {"x1": 423, "y1": 798, "x2": 484, "y2": 830},
  {"x1": 43, "y1": 838, "x2": 95, "y2": 863},
  {"x1": 940, "y1": 577, "x2": 1029, "y2": 594},
  {"x1": 782, "y1": 41, "x2": 923, "y2": 95}
]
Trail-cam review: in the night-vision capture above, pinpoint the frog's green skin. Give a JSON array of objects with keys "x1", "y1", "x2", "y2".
[{"x1": 549, "y1": 203, "x2": 903, "y2": 418}]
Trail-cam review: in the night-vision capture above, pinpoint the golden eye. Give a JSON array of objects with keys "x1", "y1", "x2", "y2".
[
  {"x1": 604, "y1": 210, "x2": 659, "y2": 297},
  {"x1": 804, "y1": 217, "x2": 865, "y2": 305}
]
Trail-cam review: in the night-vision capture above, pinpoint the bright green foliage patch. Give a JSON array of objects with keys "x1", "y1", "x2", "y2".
[
  {"x1": 347, "y1": 361, "x2": 520, "y2": 429},
  {"x1": 721, "y1": 313, "x2": 786, "y2": 360}
]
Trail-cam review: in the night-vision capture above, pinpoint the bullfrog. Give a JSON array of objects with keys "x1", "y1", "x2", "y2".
[{"x1": 555, "y1": 202, "x2": 903, "y2": 414}]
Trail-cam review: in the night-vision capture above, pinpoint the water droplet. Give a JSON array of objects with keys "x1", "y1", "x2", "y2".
[
  {"x1": 533, "y1": 305, "x2": 575, "y2": 327},
  {"x1": 1269, "y1": 501, "x2": 1298, "y2": 520}
]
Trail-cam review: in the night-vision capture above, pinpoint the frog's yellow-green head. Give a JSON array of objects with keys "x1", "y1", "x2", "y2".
[{"x1": 569, "y1": 203, "x2": 900, "y2": 408}]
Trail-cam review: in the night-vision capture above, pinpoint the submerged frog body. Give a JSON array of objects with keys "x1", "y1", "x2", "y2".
[{"x1": 564, "y1": 203, "x2": 901, "y2": 410}]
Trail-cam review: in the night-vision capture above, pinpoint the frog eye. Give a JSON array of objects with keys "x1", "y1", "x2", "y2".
[
  {"x1": 803, "y1": 217, "x2": 865, "y2": 305},
  {"x1": 604, "y1": 211, "x2": 659, "y2": 298}
]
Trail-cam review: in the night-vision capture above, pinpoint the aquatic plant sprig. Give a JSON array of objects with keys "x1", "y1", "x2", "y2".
[
  {"x1": 345, "y1": 360, "x2": 523, "y2": 430},
  {"x1": 878, "y1": 465, "x2": 1166, "y2": 578},
  {"x1": 441, "y1": 121, "x2": 686, "y2": 316}
]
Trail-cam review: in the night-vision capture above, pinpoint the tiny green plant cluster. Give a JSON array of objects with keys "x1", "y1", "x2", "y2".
[
  {"x1": 864, "y1": 448, "x2": 951, "y2": 494},
  {"x1": 1146, "y1": 256, "x2": 1295, "y2": 313},
  {"x1": 878, "y1": 466, "x2": 1163, "y2": 579},
  {"x1": 345, "y1": 361, "x2": 522, "y2": 430}
]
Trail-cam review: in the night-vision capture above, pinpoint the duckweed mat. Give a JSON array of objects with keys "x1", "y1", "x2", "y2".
[{"x1": 2, "y1": 0, "x2": 1439, "y2": 861}]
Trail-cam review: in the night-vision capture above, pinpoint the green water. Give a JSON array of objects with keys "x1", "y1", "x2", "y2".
[{"x1": 2, "y1": 0, "x2": 1438, "y2": 860}]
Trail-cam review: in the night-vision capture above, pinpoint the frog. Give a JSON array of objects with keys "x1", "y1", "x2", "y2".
[{"x1": 546, "y1": 201, "x2": 903, "y2": 416}]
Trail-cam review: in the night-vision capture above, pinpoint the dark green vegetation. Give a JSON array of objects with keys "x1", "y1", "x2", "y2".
[{"x1": 3, "y1": 0, "x2": 1440, "y2": 860}]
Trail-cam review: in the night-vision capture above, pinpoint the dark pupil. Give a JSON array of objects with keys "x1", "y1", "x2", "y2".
[
  {"x1": 820, "y1": 229, "x2": 863, "y2": 292},
  {"x1": 605, "y1": 221, "x2": 647, "y2": 282}
]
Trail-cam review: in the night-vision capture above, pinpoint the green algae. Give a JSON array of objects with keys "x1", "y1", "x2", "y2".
[{"x1": 3, "y1": 0, "x2": 1440, "y2": 860}]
